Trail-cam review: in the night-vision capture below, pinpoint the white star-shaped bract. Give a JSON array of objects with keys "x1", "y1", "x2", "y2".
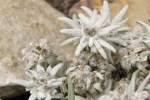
[
  {"x1": 59, "y1": 0, "x2": 128, "y2": 59},
  {"x1": 9, "y1": 63, "x2": 65, "y2": 100}
]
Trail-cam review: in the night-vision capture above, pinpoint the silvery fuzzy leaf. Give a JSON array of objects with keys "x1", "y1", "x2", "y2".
[
  {"x1": 81, "y1": 6, "x2": 93, "y2": 17},
  {"x1": 91, "y1": 46, "x2": 97, "y2": 53},
  {"x1": 99, "y1": 18, "x2": 128, "y2": 36},
  {"x1": 93, "y1": 82, "x2": 101, "y2": 91},
  {"x1": 50, "y1": 63, "x2": 63, "y2": 76},
  {"x1": 75, "y1": 41, "x2": 88, "y2": 56},
  {"x1": 127, "y1": 70, "x2": 139, "y2": 96},
  {"x1": 86, "y1": 78, "x2": 91, "y2": 90},
  {"x1": 68, "y1": 76, "x2": 75, "y2": 100},
  {"x1": 137, "y1": 21, "x2": 150, "y2": 33},
  {"x1": 61, "y1": 37, "x2": 80, "y2": 46},
  {"x1": 97, "y1": 95, "x2": 113, "y2": 100},
  {"x1": 50, "y1": 81, "x2": 63, "y2": 87},
  {"x1": 107, "y1": 37, "x2": 127, "y2": 46},
  {"x1": 104, "y1": 79, "x2": 113, "y2": 94},
  {"x1": 137, "y1": 72, "x2": 150, "y2": 92},
  {"x1": 94, "y1": 71, "x2": 104, "y2": 80},
  {"x1": 98, "y1": 39, "x2": 116, "y2": 53},
  {"x1": 37, "y1": 90, "x2": 46, "y2": 99},
  {"x1": 28, "y1": 70, "x2": 41, "y2": 79},
  {"x1": 143, "y1": 40, "x2": 150, "y2": 48},
  {"x1": 75, "y1": 95, "x2": 86, "y2": 100},
  {"x1": 112, "y1": 5, "x2": 128, "y2": 24},
  {"x1": 90, "y1": 10, "x2": 99, "y2": 26},
  {"x1": 60, "y1": 29, "x2": 81, "y2": 37},
  {"x1": 94, "y1": 40, "x2": 107, "y2": 59},
  {"x1": 114, "y1": 26, "x2": 129, "y2": 32},
  {"x1": 66, "y1": 66, "x2": 77, "y2": 74}
]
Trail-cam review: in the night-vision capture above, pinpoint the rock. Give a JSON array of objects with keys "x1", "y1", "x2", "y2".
[
  {"x1": 109, "y1": 0, "x2": 150, "y2": 26},
  {"x1": 45, "y1": 0, "x2": 79, "y2": 16},
  {"x1": 0, "y1": 0, "x2": 74, "y2": 98},
  {"x1": 0, "y1": 85, "x2": 25, "y2": 99}
]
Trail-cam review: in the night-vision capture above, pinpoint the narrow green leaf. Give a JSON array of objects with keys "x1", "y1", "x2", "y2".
[{"x1": 67, "y1": 76, "x2": 75, "y2": 100}]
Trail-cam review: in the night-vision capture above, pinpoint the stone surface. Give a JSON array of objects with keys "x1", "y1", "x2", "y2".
[
  {"x1": 0, "y1": 0, "x2": 74, "y2": 97},
  {"x1": 0, "y1": 85, "x2": 25, "y2": 99},
  {"x1": 109, "y1": 0, "x2": 150, "y2": 26}
]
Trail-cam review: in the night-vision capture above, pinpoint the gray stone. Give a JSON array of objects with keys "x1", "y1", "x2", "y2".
[{"x1": 0, "y1": 0, "x2": 74, "y2": 98}]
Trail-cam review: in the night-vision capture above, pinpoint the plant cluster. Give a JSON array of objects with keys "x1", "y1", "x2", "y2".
[{"x1": 8, "y1": 0, "x2": 150, "y2": 100}]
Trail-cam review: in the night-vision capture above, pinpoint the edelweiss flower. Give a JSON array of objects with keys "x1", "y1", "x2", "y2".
[
  {"x1": 59, "y1": 0, "x2": 128, "y2": 59},
  {"x1": 22, "y1": 39, "x2": 58, "y2": 69},
  {"x1": 9, "y1": 64, "x2": 65, "y2": 100},
  {"x1": 66, "y1": 64, "x2": 109, "y2": 96},
  {"x1": 119, "y1": 22, "x2": 150, "y2": 71},
  {"x1": 97, "y1": 70, "x2": 150, "y2": 100}
]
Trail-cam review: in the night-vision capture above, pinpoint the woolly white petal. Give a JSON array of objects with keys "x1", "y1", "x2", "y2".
[
  {"x1": 60, "y1": 29, "x2": 81, "y2": 36},
  {"x1": 101, "y1": 0, "x2": 110, "y2": 22},
  {"x1": 50, "y1": 63, "x2": 63, "y2": 76},
  {"x1": 29, "y1": 93, "x2": 37, "y2": 100},
  {"x1": 78, "y1": 13, "x2": 89, "y2": 24},
  {"x1": 115, "y1": 26, "x2": 129, "y2": 32},
  {"x1": 58, "y1": 17, "x2": 75, "y2": 27},
  {"x1": 75, "y1": 95, "x2": 86, "y2": 100},
  {"x1": 127, "y1": 70, "x2": 138, "y2": 96},
  {"x1": 81, "y1": 6, "x2": 93, "y2": 16},
  {"x1": 28, "y1": 70, "x2": 39, "y2": 79},
  {"x1": 61, "y1": 37, "x2": 80, "y2": 46},
  {"x1": 98, "y1": 39, "x2": 116, "y2": 53},
  {"x1": 137, "y1": 72, "x2": 150, "y2": 92},
  {"x1": 112, "y1": 5, "x2": 128, "y2": 24},
  {"x1": 137, "y1": 21, "x2": 150, "y2": 33},
  {"x1": 51, "y1": 81, "x2": 63, "y2": 87},
  {"x1": 75, "y1": 41, "x2": 88, "y2": 56},
  {"x1": 97, "y1": 95, "x2": 113, "y2": 100},
  {"x1": 99, "y1": 18, "x2": 128, "y2": 36},
  {"x1": 37, "y1": 91, "x2": 46, "y2": 99},
  {"x1": 94, "y1": 40, "x2": 107, "y2": 59},
  {"x1": 107, "y1": 37, "x2": 127, "y2": 46}
]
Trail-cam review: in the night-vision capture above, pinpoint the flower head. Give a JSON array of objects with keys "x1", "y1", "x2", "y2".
[
  {"x1": 9, "y1": 63, "x2": 65, "y2": 100},
  {"x1": 97, "y1": 70, "x2": 150, "y2": 100},
  {"x1": 59, "y1": 0, "x2": 128, "y2": 59},
  {"x1": 22, "y1": 39, "x2": 58, "y2": 70}
]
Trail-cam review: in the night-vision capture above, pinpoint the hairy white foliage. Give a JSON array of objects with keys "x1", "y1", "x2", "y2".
[
  {"x1": 22, "y1": 39, "x2": 58, "y2": 70},
  {"x1": 9, "y1": 64, "x2": 65, "y2": 100},
  {"x1": 97, "y1": 71, "x2": 150, "y2": 100},
  {"x1": 59, "y1": 0, "x2": 128, "y2": 59}
]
